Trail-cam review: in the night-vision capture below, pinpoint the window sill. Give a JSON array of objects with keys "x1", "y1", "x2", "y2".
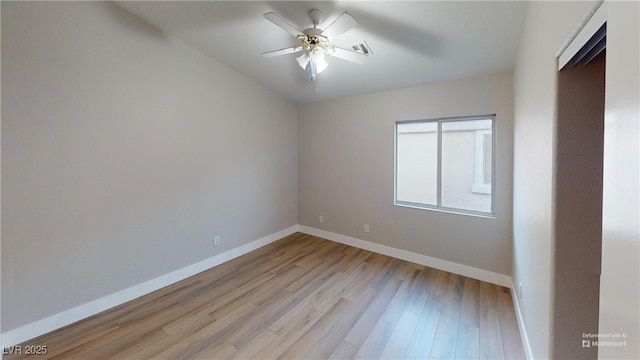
[
  {"x1": 394, "y1": 201, "x2": 496, "y2": 219},
  {"x1": 471, "y1": 183, "x2": 492, "y2": 194}
]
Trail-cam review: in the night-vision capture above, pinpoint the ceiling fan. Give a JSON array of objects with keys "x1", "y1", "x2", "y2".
[{"x1": 261, "y1": 9, "x2": 371, "y2": 81}]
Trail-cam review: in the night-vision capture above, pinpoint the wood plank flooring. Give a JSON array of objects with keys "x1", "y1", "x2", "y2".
[{"x1": 6, "y1": 233, "x2": 525, "y2": 359}]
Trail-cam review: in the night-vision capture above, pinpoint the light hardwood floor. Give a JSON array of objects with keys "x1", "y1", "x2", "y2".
[{"x1": 7, "y1": 233, "x2": 525, "y2": 359}]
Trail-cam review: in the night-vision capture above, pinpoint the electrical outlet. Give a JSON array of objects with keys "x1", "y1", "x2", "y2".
[
  {"x1": 364, "y1": 224, "x2": 370, "y2": 233},
  {"x1": 518, "y1": 282, "x2": 523, "y2": 299},
  {"x1": 319, "y1": 215, "x2": 324, "y2": 223},
  {"x1": 214, "y1": 236, "x2": 221, "y2": 247}
]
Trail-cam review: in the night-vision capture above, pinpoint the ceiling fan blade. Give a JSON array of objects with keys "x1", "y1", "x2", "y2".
[
  {"x1": 322, "y1": 12, "x2": 358, "y2": 40},
  {"x1": 329, "y1": 47, "x2": 368, "y2": 64},
  {"x1": 263, "y1": 12, "x2": 301, "y2": 37},
  {"x1": 261, "y1": 46, "x2": 302, "y2": 58}
]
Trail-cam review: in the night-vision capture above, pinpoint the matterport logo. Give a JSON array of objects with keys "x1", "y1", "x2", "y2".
[{"x1": 582, "y1": 332, "x2": 627, "y2": 348}]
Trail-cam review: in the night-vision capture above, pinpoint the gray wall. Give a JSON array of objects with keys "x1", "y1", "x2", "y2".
[
  {"x1": 599, "y1": 2, "x2": 639, "y2": 359},
  {"x1": 513, "y1": 1, "x2": 640, "y2": 359},
  {"x1": 1, "y1": 1, "x2": 298, "y2": 331},
  {"x1": 512, "y1": 2, "x2": 593, "y2": 357},
  {"x1": 0, "y1": 2, "x2": 3, "y2": 349},
  {"x1": 298, "y1": 71, "x2": 514, "y2": 276}
]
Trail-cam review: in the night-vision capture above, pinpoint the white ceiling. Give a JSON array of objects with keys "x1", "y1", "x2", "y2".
[{"x1": 116, "y1": 1, "x2": 527, "y2": 105}]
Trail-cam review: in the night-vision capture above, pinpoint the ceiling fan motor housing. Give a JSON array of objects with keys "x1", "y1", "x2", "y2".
[{"x1": 299, "y1": 29, "x2": 328, "y2": 51}]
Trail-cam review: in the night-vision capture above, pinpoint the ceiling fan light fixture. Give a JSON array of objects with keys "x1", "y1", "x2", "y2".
[
  {"x1": 299, "y1": 47, "x2": 327, "y2": 79},
  {"x1": 315, "y1": 58, "x2": 328, "y2": 74},
  {"x1": 310, "y1": 47, "x2": 326, "y2": 63},
  {"x1": 296, "y1": 53, "x2": 310, "y2": 70},
  {"x1": 306, "y1": 58, "x2": 327, "y2": 81}
]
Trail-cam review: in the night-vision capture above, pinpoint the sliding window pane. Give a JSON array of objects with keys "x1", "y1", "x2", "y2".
[
  {"x1": 396, "y1": 122, "x2": 438, "y2": 205},
  {"x1": 441, "y1": 119, "x2": 492, "y2": 213}
]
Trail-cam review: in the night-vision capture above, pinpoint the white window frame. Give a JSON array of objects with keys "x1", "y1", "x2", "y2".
[
  {"x1": 394, "y1": 115, "x2": 496, "y2": 218},
  {"x1": 472, "y1": 129, "x2": 493, "y2": 194}
]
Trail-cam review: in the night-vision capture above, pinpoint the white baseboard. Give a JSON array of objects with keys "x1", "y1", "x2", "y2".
[
  {"x1": 510, "y1": 280, "x2": 534, "y2": 360},
  {"x1": 1, "y1": 225, "x2": 298, "y2": 348},
  {"x1": 298, "y1": 225, "x2": 512, "y2": 287},
  {"x1": 299, "y1": 226, "x2": 533, "y2": 358},
  {"x1": 3, "y1": 224, "x2": 531, "y2": 356}
]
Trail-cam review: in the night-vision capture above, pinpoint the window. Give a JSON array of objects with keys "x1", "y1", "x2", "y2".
[{"x1": 395, "y1": 115, "x2": 495, "y2": 217}]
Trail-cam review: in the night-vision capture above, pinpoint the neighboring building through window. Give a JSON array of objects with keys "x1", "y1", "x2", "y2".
[{"x1": 395, "y1": 115, "x2": 495, "y2": 217}]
